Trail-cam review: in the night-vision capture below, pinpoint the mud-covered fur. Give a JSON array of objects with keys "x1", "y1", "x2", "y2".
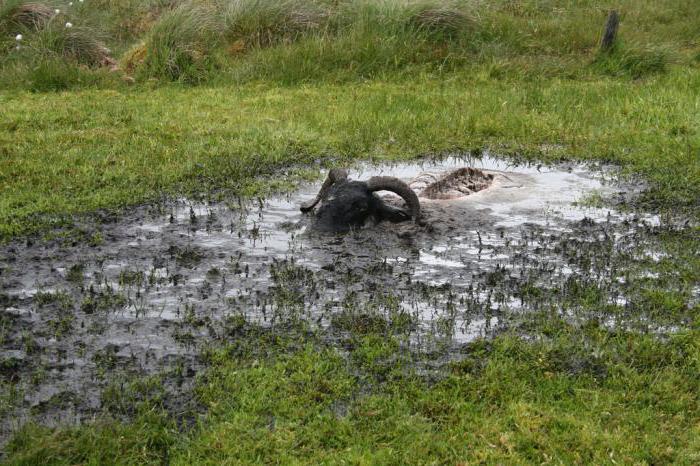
[
  {"x1": 301, "y1": 169, "x2": 420, "y2": 232},
  {"x1": 302, "y1": 167, "x2": 496, "y2": 232},
  {"x1": 412, "y1": 167, "x2": 494, "y2": 200},
  {"x1": 314, "y1": 180, "x2": 411, "y2": 232}
]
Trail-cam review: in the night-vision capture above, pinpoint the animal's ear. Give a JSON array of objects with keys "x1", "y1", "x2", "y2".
[{"x1": 300, "y1": 169, "x2": 348, "y2": 212}]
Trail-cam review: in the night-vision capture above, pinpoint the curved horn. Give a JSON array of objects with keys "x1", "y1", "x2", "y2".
[
  {"x1": 300, "y1": 168, "x2": 348, "y2": 212},
  {"x1": 366, "y1": 176, "x2": 421, "y2": 222}
]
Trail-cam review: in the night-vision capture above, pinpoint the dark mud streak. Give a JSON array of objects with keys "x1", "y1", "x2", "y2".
[{"x1": 0, "y1": 155, "x2": 695, "y2": 449}]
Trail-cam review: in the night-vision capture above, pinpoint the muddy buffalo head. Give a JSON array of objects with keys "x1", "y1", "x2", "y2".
[{"x1": 300, "y1": 169, "x2": 421, "y2": 232}]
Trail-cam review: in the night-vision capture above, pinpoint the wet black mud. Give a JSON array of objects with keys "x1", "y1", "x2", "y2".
[{"x1": 0, "y1": 154, "x2": 696, "y2": 448}]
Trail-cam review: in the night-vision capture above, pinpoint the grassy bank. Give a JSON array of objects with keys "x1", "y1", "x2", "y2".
[
  {"x1": 1, "y1": 0, "x2": 698, "y2": 88},
  {"x1": 2, "y1": 67, "x2": 699, "y2": 239},
  {"x1": 1, "y1": 0, "x2": 698, "y2": 240}
]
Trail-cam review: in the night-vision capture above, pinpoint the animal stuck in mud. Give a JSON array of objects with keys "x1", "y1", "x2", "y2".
[{"x1": 300, "y1": 167, "x2": 495, "y2": 231}]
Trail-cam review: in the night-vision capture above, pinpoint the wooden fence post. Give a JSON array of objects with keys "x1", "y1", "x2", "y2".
[{"x1": 600, "y1": 10, "x2": 620, "y2": 51}]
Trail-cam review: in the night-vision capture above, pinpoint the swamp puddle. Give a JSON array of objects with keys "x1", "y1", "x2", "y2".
[{"x1": 0, "y1": 154, "x2": 693, "y2": 445}]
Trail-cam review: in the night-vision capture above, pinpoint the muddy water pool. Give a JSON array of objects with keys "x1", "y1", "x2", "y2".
[{"x1": 0, "y1": 154, "x2": 688, "y2": 444}]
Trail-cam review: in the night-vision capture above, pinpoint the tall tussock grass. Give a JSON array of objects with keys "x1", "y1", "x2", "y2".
[
  {"x1": 221, "y1": 0, "x2": 330, "y2": 47},
  {"x1": 406, "y1": 2, "x2": 474, "y2": 40},
  {"x1": 139, "y1": 3, "x2": 221, "y2": 82},
  {"x1": 1, "y1": 1, "x2": 113, "y2": 63},
  {"x1": 0, "y1": 0, "x2": 53, "y2": 34},
  {"x1": 34, "y1": 20, "x2": 112, "y2": 66},
  {"x1": 2, "y1": 0, "x2": 697, "y2": 88},
  {"x1": 133, "y1": 0, "x2": 480, "y2": 82},
  {"x1": 210, "y1": 0, "x2": 481, "y2": 83},
  {"x1": 75, "y1": 0, "x2": 178, "y2": 44},
  {"x1": 0, "y1": 0, "x2": 119, "y2": 90}
]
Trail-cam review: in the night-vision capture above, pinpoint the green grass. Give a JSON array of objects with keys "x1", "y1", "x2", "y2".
[
  {"x1": 1, "y1": 67, "x2": 699, "y2": 239},
  {"x1": 221, "y1": 0, "x2": 331, "y2": 47},
  {"x1": 1, "y1": 0, "x2": 699, "y2": 463},
  {"x1": 5, "y1": 321, "x2": 700, "y2": 464},
  {"x1": 137, "y1": 2, "x2": 221, "y2": 82},
  {"x1": 1, "y1": 0, "x2": 699, "y2": 86}
]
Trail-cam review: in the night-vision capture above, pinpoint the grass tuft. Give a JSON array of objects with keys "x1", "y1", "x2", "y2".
[
  {"x1": 0, "y1": 1, "x2": 117, "y2": 90},
  {"x1": 139, "y1": 3, "x2": 221, "y2": 82},
  {"x1": 592, "y1": 43, "x2": 670, "y2": 79},
  {"x1": 222, "y1": 0, "x2": 329, "y2": 48},
  {"x1": 31, "y1": 19, "x2": 113, "y2": 67},
  {"x1": 0, "y1": 0, "x2": 53, "y2": 35},
  {"x1": 406, "y1": 1, "x2": 474, "y2": 40}
]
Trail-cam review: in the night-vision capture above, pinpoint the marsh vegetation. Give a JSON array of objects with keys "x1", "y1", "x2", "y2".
[{"x1": 0, "y1": 1, "x2": 698, "y2": 464}]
